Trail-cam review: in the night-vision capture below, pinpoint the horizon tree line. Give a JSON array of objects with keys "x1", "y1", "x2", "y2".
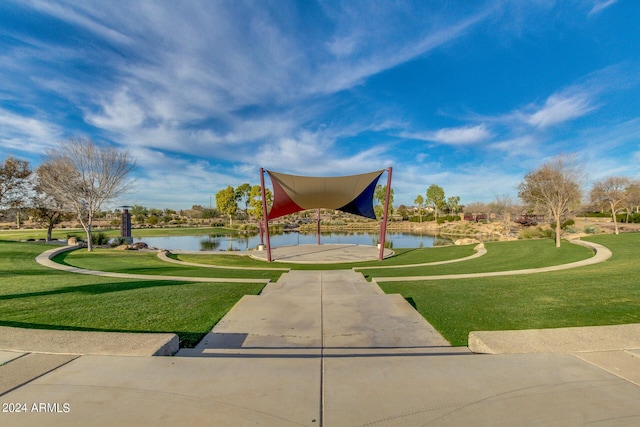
[{"x1": 3, "y1": 150, "x2": 639, "y2": 246}]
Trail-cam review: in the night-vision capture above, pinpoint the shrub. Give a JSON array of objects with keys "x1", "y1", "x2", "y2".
[
  {"x1": 617, "y1": 213, "x2": 640, "y2": 224},
  {"x1": 91, "y1": 232, "x2": 110, "y2": 246},
  {"x1": 584, "y1": 225, "x2": 600, "y2": 234},
  {"x1": 110, "y1": 237, "x2": 128, "y2": 247},
  {"x1": 518, "y1": 226, "x2": 553, "y2": 239},
  {"x1": 433, "y1": 237, "x2": 453, "y2": 246},
  {"x1": 561, "y1": 219, "x2": 575, "y2": 229}
]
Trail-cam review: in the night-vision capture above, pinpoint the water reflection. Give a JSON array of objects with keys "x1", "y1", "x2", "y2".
[
  {"x1": 134, "y1": 231, "x2": 444, "y2": 252},
  {"x1": 199, "y1": 236, "x2": 221, "y2": 251}
]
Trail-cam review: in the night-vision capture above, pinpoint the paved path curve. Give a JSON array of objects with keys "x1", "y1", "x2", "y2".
[
  {"x1": 369, "y1": 239, "x2": 612, "y2": 282},
  {"x1": 36, "y1": 240, "x2": 611, "y2": 285},
  {"x1": 34, "y1": 245, "x2": 271, "y2": 284},
  {"x1": 157, "y1": 245, "x2": 485, "y2": 269}
]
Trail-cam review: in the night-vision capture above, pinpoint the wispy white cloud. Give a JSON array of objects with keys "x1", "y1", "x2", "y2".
[
  {"x1": 588, "y1": 0, "x2": 618, "y2": 16},
  {"x1": 254, "y1": 129, "x2": 391, "y2": 177},
  {"x1": 314, "y1": 5, "x2": 494, "y2": 95},
  {"x1": 2, "y1": 1, "x2": 639, "y2": 210},
  {"x1": 523, "y1": 91, "x2": 596, "y2": 128},
  {"x1": 402, "y1": 124, "x2": 493, "y2": 146},
  {"x1": 489, "y1": 135, "x2": 541, "y2": 158},
  {"x1": 0, "y1": 108, "x2": 62, "y2": 157},
  {"x1": 21, "y1": 0, "x2": 132, "y2": 45}
]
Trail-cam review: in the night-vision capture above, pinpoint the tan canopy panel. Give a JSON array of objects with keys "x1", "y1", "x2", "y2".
[{"x1": 266, "y1": 169, "x2": 385, "y2": 220}]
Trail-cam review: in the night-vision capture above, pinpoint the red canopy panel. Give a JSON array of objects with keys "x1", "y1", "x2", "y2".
[{"x1": 266, "y1": 170, "x2": 385, "y2": 220}]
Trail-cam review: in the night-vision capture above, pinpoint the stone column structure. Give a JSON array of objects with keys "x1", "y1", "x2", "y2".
[{"x1": 120, "y1": 206, "x2": 133, "y2": 244}]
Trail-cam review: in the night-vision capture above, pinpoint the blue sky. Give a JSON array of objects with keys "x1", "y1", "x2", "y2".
[{"x1": 1, "y1": 0, "x2": 639, "y2": 210}]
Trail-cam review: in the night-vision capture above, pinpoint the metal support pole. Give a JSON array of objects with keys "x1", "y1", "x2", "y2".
[
  {"x1": 317, "y1": 208, "x2": 321, "y2": 245},
  {"x1": 259, "y1": 168, "x2": 272, "y2": 262},
  {"x1": 378, "y1": 167, "x2": 393, "y2": 260}
]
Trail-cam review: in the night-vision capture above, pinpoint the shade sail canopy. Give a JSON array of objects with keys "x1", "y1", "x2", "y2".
[{"x1": 266, "y1": 170, "x2": 385, "y2": 220}]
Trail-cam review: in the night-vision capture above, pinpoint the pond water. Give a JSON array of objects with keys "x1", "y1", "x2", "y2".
[{"x1": 133, "y1": 231, "x2": 447, "y2": 251}]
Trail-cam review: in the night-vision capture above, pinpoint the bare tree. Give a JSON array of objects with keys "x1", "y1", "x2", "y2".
[
  {"x1": 37, "y1": 137, "x2": 135, "y2": 251},
  {"x1": 488, "y1": 194, "x2": 520, "y2": 236},
  {"x1": 624, "y1": 180, "x2": 640, "y2": 220},
  {"x1": 518, "y1": 155, "x2": 585, "y2": 247},
  {"x1": 464, "y1": 201, "x2": 488, "y2": 215},
  {"x1": 488, "y1": 194, "x2": 519, "y2": 222},
  {"x1": 590, "y1": 176, "x2": 634, "y2": 235},
  {"x1": 0, "y1": 156, "x2": 32, "y2": 208},
  {"x1": 31, "y1": 164, "x2": 70, "y2": 241}
]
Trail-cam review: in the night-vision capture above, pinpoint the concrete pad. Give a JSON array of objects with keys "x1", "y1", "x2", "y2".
[
  {"x1": 195, "y1": 294, "x2": 323, "y2": 348},
  {"x1": 192, "y1": 270, "x2": 450, "y2": 351},
  {"x1": 323, "y1": 352, "x2": 640, "y2": 426},
  {"x1": 0, "y1": 355, "x2": 321, "y2": 426},
  {"x1": 250, "y1": 244, "x2": 393, "y2": 263},
  {"x1": 574, "y1": 350, "x2": 640, "y2": 386},
  {"x1": 468, "y1": 323, "x2": 640, "y2": 354},
  {"x1": 323, "y1": 294, "x2": 450, "y2": 347},
  {"x1": 5, "y1": 266, "x2": 640, "y2": 425},
  {"x1": 315, "y1": 269, "x2": 384, "y2": 296},
  {"x1": 0, "y1": 353, "x2": 78, "y2": 396},
  {"x1": 0, "y1": 351, "x2": 25, "y2": 366},
  {"x1": 0, "y1": 326, "x2": 179, "y2": 356}
]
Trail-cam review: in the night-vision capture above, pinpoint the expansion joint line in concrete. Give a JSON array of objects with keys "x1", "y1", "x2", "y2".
[{"x1": 319, "y1": 271, "x2": 326, "y2": 427}]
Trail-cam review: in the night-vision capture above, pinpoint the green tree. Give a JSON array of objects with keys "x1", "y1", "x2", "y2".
[
  {"x1": 374, "y1": 185, "x2": 394, "y2": 220},
  {"x1": 414, "y1": 194, "x2": 424, "y2": 222},
  {"x1": 248, "y1": 185, "x2": 272, "y2": 220},
  {"x1": 216, "y1": 186, "x2": 238, "y2": 225},
  {"x1": 397, "y1": 204, "x2": 409, "y2": 220},
  {"x1": 130, "y1": 204, "x2": 148, "y2": 224},
  {"x1": 235, "y1": 183, "x2": 252, "y2": 216},
  {"x1": 446, "y1": 196, "x2": 460, "y2": 215},
  {"x1": 201, "y1": 208, "x2": 216, "y2": 222},
  {"x1": 426, "y1": 184, "x2": 446, "y2": 222}
]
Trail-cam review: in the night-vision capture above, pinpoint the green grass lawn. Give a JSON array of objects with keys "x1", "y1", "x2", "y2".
[
  {"x1": 2, "y1": 234, "x2": 639, "y2": 349},
  {"x1": 0, "y1": 240, "x2": 264, "y2": 347},
  {"x1": 56, "y1": 248, "x2": 284, "y2": 282},
  {"x1": 0, "y1": 226, "x2": 237, "y2": 241},
  {"x1": 357, "y1": 239, "x2": 593, "y2": 277},
  {"x1": 378, "y1": 233, "x2": 640, "y2": 346}
]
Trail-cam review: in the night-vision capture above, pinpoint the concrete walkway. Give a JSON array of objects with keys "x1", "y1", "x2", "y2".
[
  {"x1": 3, "y1": 240, "x2": 639, "y2": 425},
  {"x1": 3, "y1": 269, "x2": 640, "y2": 426},
  {"x1": 249, "y1": 243, "x2": 394, "y2": 263}
]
